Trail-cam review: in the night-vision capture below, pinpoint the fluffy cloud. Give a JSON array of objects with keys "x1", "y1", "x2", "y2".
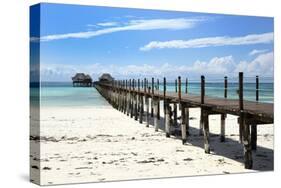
[
  {"x1": 31, "y1": 18, "x2": 206, "y2": 42},
  {"x1": 40, "y1": 52, "x2": 273, "y2": 81},
  {"x1": 140, "y1": 32, "x2": 273, "y2": 51},
  {"x1": 235, "y1": 52, "x2": 273, "y2": 75}
]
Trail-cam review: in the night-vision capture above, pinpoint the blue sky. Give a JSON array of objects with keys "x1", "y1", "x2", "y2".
[{"x1": 31, "y1": 3, "x2": 274, "y2": 81}]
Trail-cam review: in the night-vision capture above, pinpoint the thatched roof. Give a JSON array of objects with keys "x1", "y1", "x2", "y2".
[
  {"x1": 72, "y1": 73, "x2": 92, "y2": 82},
  {"x1": 99, "y1": 73, "x2": 114, "y2": 82}
]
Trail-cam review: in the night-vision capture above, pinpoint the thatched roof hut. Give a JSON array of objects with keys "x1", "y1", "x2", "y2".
[
  {"x1": 72, "y1": 73, "x2": 93, "y2": 87},
  {"x1": 99, "y1": 73, "x2": 114, "y2": 83}
]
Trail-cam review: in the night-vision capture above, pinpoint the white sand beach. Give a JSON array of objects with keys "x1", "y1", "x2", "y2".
[{"x1": 30, "y1": 102, "x2": 273, "y2": 185}]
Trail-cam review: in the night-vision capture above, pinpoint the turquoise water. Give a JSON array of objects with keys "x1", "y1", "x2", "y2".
[
  {"x1": 157, "y1": 82, "x2": 273, "y2": 103},
  {"x1": 30, "y1": 82, "x2": 273, "y2": 107},
  {"x1": 31, "y1": 82, "x2": 109, "y2": 107}
]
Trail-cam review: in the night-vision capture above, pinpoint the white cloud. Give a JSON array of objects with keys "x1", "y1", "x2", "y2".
[
  {"x1": 235, "y1": 52, "x2": 273, "y2": 75},
  {"x1": 140, "y1": 32, "x2": 273, "y2": 51},
  {"x1": 41, "y1": 52, "x2": 273, "y2": 81},
  {"x1": 96, "y1": 22, "x2": 119, "y2": 27},
  {"x1": 33, "y1": 18, "x2": 205, "y2": 42},
  {"x1": 249, "y1": 49, "x2": 269, "y2": 56}
]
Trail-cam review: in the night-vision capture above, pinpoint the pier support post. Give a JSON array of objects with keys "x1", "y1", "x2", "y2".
[
  {"x1": 134, "y1": 93, "x2": 138, "y2": 121},
  {"x1": 239, "y1": 72, "x2": 244, "y2": 143},
  {"x1": 185, "y1": 106, "x2": 190, "y2": 137},
  {"x1": 199, "y1": 75, "x2": 205, "y2": 136},
  {"x1": 203, "y1": 109, "x2": 210, "y2": 154},
  {"x1": 165, "y1": 102, "x2": 171, "y2": 137},
  {"x1": 243, "y1": 122, "x2": 253, "y2": 169},
  {"x1": 145, "y1": 95, "x2": 149, "y2": 127},
  {"x1": 199, "y1": 108, "x2": 204, "y2": 136},
  {"x1": 181, "y1": 104, "x2": 187, "y2": 144},
  {"x1": 173, "y1": 103, "x2": 177, "y2": 126},
  {"x1": 151, "y1": 78, "x2": 154, "y2": 118},
  {"x1": 139, "y1": 95, "x2": 143, "y2": 124},
  {"x1": 130, "y1": 80, "x2": 134, "y2": 118},
  {"x1": 251, "y1": 124, "x2": 257, "y2": 150},
  {"x1": 220, "y1": 114, "x2": 226, "y2": 142},
  {"x1": 154, "y1": 98, "x2": 159, "y2": 131}
]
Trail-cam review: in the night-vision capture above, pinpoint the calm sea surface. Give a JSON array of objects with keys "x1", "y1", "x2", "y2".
[{"x1": 30, "y1": 82, "x2": 273, "y2": 107}]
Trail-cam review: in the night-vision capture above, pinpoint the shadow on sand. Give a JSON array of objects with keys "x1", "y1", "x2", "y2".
[{"x1": 134, "y1": 109, "x2": 274, "y2": 171}]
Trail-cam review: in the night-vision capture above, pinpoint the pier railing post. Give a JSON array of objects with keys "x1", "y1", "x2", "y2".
[{"x1": 163, "y1": 77, "x2": 167, "y2": 125}]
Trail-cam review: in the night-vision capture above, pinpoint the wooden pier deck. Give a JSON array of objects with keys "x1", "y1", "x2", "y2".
[{"x1": 94, "y1": 72, "x2": 273, "y2": 169}]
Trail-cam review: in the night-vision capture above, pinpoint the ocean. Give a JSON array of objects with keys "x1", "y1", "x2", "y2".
[{"x1": 30, "y1": 82, "x2": 273, "y2": 107}]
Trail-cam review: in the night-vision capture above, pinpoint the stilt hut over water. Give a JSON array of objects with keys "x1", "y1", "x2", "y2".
[
  {"x1": 72, "y1": 73, "x2": 93, "y2": 87},
  {"x1": 99, "y1": 73, "x2": 114, "y2": 83}
]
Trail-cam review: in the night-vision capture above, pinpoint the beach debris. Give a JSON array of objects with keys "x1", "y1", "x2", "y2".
[
  {"x1": 131, "y1": 152, "x2": 138, "y2": 156},
  {"x1": 42, "y1": 167, "x2": 51, "y2": 170},
  {"x1": 183, "y1": 158, "x2": 193, "y2": 161},
  {"x1": 31, "y1": 165, "x2": 39, "y2": 169},
  {"x1": 176, "y1": 149, "x2": 184, "y2": 152}
]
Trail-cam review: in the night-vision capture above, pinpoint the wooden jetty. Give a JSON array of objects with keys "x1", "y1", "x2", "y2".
[{"x1": 94, "y1": 72, "x2": 273, "y2": 169}]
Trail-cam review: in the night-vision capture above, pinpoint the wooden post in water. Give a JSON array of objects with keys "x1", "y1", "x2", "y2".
[
  {"x1": 251, "y1": 76, "x2": 259, "y2": 150},
  {"x1": 199, "y1": 75, "x2": 205, "y2": 135},
  {"x1": 220, "y1": 76, "x2": 227, "y2": 142},
  {"x1": 151, "y1": 78, "x2": 154, "y2": 117}
]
